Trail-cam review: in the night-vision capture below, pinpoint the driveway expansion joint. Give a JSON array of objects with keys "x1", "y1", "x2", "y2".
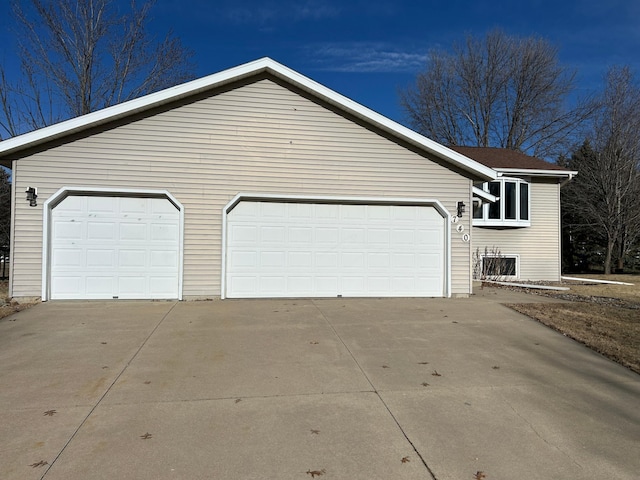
[
  {"x1": 37, "y1": 301, "x2": 179, "y2": 479},
  {"x1": 499, "y1": 389, "x2": 584, "y2": 469},
  {"x1": 310, "y1": 299, "x2": 438, "y2": 480}
]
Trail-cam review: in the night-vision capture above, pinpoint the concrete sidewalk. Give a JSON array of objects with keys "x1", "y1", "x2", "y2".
[{"x1": 1, "y1": 289, "x2": 638, "y2": 479}]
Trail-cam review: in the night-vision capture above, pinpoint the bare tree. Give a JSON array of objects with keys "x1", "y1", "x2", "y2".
[
  {"x1": 0, "y1": 0, "x2": 195, "y2": 138},
  {"x1": 400, "y1": 30, "x2": 594, "y2": 159},
  {"x1": 562, "y1": 66, "x2": 640, "y2": 274}
]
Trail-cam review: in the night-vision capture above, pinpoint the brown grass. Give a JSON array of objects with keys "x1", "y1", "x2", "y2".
[
  {"x1": 0, "y1": 281, "x2": 38, "y2": 320},
  {"x1": 509, "y1": 302, "x2": 640, "y2": 374},
  {"x1": 561, "y1": 274, "x2": 640, "y2": 303},
  {"x1": 507, "y1": 274, "x2": 640, "y2": 374}
]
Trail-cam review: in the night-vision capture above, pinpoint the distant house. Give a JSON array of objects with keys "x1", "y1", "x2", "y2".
[{"x1": 451, "y1": 146, "x2": 576, "y2": 282}]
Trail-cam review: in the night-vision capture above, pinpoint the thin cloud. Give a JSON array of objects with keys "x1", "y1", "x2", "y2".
[
  {"x1": 225, "y1": 1, "x2": 341, "y2": 25},
  {"x1": 310, "y1": 43, "x2": 428, "y2": 73}
]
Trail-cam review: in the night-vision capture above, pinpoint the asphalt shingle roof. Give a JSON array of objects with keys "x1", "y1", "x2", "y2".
[{"x1": 449, "y1": 146, "x2": 569, "y2": 171}]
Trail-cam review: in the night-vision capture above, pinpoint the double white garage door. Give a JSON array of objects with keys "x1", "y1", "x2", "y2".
[
  {"x1": 225, "y1": 201, "x2": 446, "y2": 298},
  {"x1": 47, "y1": 195, "x2": 446, "y2": 299}
]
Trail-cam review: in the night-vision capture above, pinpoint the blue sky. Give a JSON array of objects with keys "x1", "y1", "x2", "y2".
[{"x1": 1, "y1": 0, "x2": 639, "y2": 124}]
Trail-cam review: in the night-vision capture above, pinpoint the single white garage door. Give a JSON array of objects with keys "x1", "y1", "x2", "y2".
[
  {"x1": 225, "y1": 201, "x2": 446, "y2": 298},
  {"x1": 50, "y1": 195, "x2": 180, "y2": 300}
]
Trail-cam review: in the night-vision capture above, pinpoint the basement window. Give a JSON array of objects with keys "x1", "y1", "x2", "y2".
[
  {"x1": 473, "y1": 178, "x2": 530, "y2": 227},
  {"x1": 481, "y1": 254, "x2": 519, "y2": 279}
]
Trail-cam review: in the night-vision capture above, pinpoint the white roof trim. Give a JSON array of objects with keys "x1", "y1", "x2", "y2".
[
  {"x1": 495, "y1": 168, "x2": 577, "y2": 178},
  {"x1": 0, "y1": 57, "x2": 496, "y2": 181},
  {"x1": 472, "y1": 186, "x2": 498, "y2": 203}
]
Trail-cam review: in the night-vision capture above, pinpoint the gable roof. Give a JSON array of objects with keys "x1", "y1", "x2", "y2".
[
  {"x1": 0, "y1": 58, "x2": 496, "y2": 181},
  {"x1": 450, "y1": 146, "x2": 576, "y2": 178}
]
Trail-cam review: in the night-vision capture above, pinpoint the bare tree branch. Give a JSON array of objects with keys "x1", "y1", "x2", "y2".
[
  {"x1": 562, "y1": 66, "x2": 640, "y2": 273},
  {"x1": 399, "y1": 29, "x2": 596, "y2": 159},
  {"x1": 0, "y1": 0, "x2": 195, "y2": 136}
]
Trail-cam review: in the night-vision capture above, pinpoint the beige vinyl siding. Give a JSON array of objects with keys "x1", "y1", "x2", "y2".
[
  {"x1": 472, "y1": 179, "x2": 561, "y2": 281},
  {"x1": 11, "y1": 78, "x2": 473, "y2": 299}
]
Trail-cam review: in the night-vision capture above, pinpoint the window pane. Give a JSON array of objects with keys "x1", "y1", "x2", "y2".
[
  {"x1": 520, "y1": 183, "x2": 529, "y2": 220},
  {"x1": 488, "y1": 182, "x2": 500, "y2": 219},
  {"x1": 505, "y1": 182, "x2": 516, "y2": 219},
  {"x1": 473, "y1": 201, "x2": 483, "y2": 218},
  {"x1": 483, "y1": 256, "x2": 517, "y2": 277}
]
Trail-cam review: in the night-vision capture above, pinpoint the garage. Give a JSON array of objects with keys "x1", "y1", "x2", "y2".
[
  {"x1": 224, "y1": 197, "x2": 448, "y2": 298},
  {"x1": 46, "y1": 191, "x2": 182, "y2": 300}
]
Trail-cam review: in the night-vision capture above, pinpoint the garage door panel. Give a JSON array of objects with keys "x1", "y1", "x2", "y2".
[
  {"x1": 86, "y1": 276, "x2": 115, "y2": 296},
  {"x1": 368, "y1": 252, "x2": 390, "y2": 268},
  {"x1": 52, "y1": 249, "x2": 82, "y2": 267},
  {"x1": 368, "y1": 205, "x2": 392, "y2": 220},
  {"x1": 88, "y1": 196, "x2": 117, "y2": 212},
  {"x1": 55, "y1": 221, "x2": 83, "y2": 239},
  {"x1": 151, "y1": 224, "x2": 179, "y2": 241},
  {"x1": 259, "y1": 276, "x2": 286, "y2": 294},
  {"x1": 316, "y1": 227, "x2": 339, "y2": 244},
  {"x1": 120, "y1": 223, "x2": 147, "y2": 241},
  {"x1": 51, "y1": 276, "x2": 82, "y2": 296},
  {"x1": 117, "y1": 276, "x2": 146, "y2": 295},
  {"x1": 290, "y1": 227, "x2": 312, "y2": 243},
  {"x1": 118, "y1": 197, "x2": 147, "y2": 214},
  {"x1": 315, "y1": 277, "x2": 338, "y2": 293},
  {"x1": 87, "y1": 222, "x2": 116, "y2": 240},
  {"x1": 226, "y1": 201, "x2": 446, "y2": 298},
  {"x1": 150, "y1": 251, "x2": 179, "y2": 268},
  {"x1": 261, "y1": 226, "x2": 286, "y2": 243},
  {"x1": 87, "y1": 249, "x2": 116, "y2": 267},
  {"x1": 368, "y1": 228, "x2": 390, "y2": 244},
  {"x1": 50, "y1": 195, "x2": 180, "y2": 300},
  {"x1": 316, "y1": 252, "x2": 338, "y2": 267},
  {"x1": 288, "y1": 277, "x2": 313, "y2": 295},
  {"x1": 419, "y1": 253, "x2": 442, "y2": 269}
]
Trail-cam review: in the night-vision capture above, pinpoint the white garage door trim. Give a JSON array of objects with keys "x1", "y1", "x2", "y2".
[
  {"x1": 221, "y1": 193, "x2": 451, "y2": 299},
  {"x1": 42, "y1": 187, "x2": 184, "y2": 301}
]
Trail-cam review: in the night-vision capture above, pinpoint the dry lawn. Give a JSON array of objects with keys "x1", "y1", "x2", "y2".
[
  {"x1": 506, "y1": 274, "x2": 640, "y2": 374},
  {"x1": 0, "y1": 281, "x2": 38, "y2": 320},
  {"x1": 560, "y1": 274, "x2": 640, "y2": 303}
]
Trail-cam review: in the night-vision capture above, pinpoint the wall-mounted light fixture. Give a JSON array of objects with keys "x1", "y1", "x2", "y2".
[
  {"x1": 25, "y1": 187, "x2": 37, "y2": 207},
  {"x1": 457, "y1": 201, "x2": 466, "y2": 217}
]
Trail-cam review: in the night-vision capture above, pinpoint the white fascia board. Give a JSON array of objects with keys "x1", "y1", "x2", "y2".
[
  {"x1": 0, "y1": 58, "x2": 497, "y2": 182},
  {"x1": 472, "y1": 186, "x2": 497, "y2": 203},
  {"x1": 0, "y1": 58, "x2": 274, "y2": 157},
  {"x1": 264, "y1": 62, "x2": 497, "y2": 181},
  {"x1": 495, "y1": 168, "x2": 577, "y2": 178}
]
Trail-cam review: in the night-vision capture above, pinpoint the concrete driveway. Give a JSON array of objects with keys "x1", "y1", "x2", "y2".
[{"x1": 1, "y1": 288, "x2": 638, "y2": 480}]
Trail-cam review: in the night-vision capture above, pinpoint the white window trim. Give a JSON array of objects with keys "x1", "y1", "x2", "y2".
[
  {"x1": 480, "y1": 253, "x2": 520, "y2": 280},
  {"x1": 473, "y1": 177, "x2": 531, "y2": 227}
]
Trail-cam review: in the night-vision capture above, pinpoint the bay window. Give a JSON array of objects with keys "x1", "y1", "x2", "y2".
[{"x1": 474, "y1": 178, "x2": 530, "y2": 227}]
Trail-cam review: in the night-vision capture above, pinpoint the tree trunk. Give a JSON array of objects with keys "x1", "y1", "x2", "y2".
[{"x1": 604, "y1": 236, "x2": 615, "y2": 274}]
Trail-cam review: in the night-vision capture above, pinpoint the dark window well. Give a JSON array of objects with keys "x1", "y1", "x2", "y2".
[{"x1": 483, "y1": 256, "x2": 517, "y2": 277}]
